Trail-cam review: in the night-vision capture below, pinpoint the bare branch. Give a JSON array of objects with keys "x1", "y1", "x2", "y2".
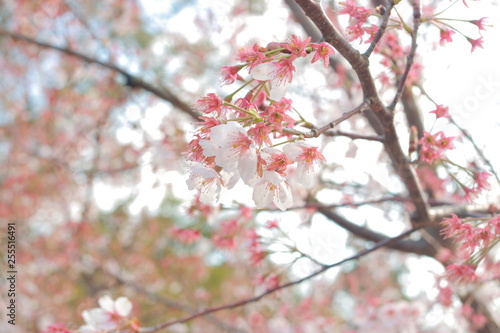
[
  {"x1": 106, "y1": 270, "x2": 244, "y2": 333},
  {"x1": 364, "y1": 1, "x2": 395, "y2": 58},
  {"x1": 283, "y1": 101, "x2": 370, "y2": 138},
  {"x1": 323, "y1": 130, "x2": 384, "y2": 142},
  {"x1": 388, "y1": 1, "x2": 421, "y2": 111},
  {"x1": 317, "y1": 208, "x2": 436, "y2": 257},
  {"x1": 0, "y1": 29, "x2": 200, "y2": 121},
  {"x1": 139, "y1": 227, "x2": 423, "y2": 332}
]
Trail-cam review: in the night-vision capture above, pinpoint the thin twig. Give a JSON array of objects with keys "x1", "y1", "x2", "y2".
[
  {"x1": 106, "y1": 271, "x2": 244, "y2": 333},
  {"x1": 364, "y1": 1, "x2": 396, "y2": 58},
  {"x1": 417, "y1": 84, "x2": 500, "y2": 186},
  {"x1": 448, "y1": 117, "x2": 500, "y2": 186},
  {"x1": 139, "y1": 227, "x2": 423, "y2": 332},
  {"x1": 0, "y1": 29, "x2": 199, "y2": 121},
  {"x1": 282, "y1": 101, "x2": 369, "y2": 138},
  {"x1": 388, "y1": 0, "x2": 421, "y2": 111},
  {"x1": 323, "y1": 130, "x2": 384, "y2": 142}
]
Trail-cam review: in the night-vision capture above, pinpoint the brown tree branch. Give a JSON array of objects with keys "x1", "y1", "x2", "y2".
[
  {"x1": 139, "y1": 227, "x2": 423, "y2": 332},
  {"x1": 285, "y1": 0, "x2": 386, "y2": 136},
  {"x1": 364, "y1": 1, "x2": 395, "y2": 58},
  {"x1": 0, "y1": 29, "x2": 200, "y2": 121},
  {"x1": 388, "y1": 0, "x2": 421, "y2": 111},
  {"x1": 317, "y1": 207, "x2": 436, "y2": 257},
  {"x1": 293, "y1": 0, "x2": 431, "y2": 223},
  {"x1": 283, "y1": 101, "x2": 370, "y2": 138},
  {"x1": 323, "y1": 130, "x2": 385, "y2": 141}
]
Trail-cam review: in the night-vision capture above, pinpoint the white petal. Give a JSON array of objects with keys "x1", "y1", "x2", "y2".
[
  {"x1": 253, "y1": 180, "x2": 274, "y2": 209},
  {"x1": 215, "y1": 148, "x2": 239, "y2": 171},
  {"x1": 274, "y1": 182, "x2": 293, "y2": 211},
  {"x1": 199, "y1": 179, "x2": 221, "y2": 203},
  {"x1": 210, "y1": 123, "x2": 244, "y2": 146},
  {"x1": 114, "y1": 297, "x2": 132, "y2": 317},
  {"x1": 269, "y1": 80, "x2": 288, "y2": 100},
  {"x1": 263, "y1": 170, "x2": 284, "y2": 186},
  {"x1": 199, "y1": 139, "x2": 218, "y2": 157},
  {"x1": 295, "y1": 161, "x2": 314, "y2": 188},
  {"x1": 222, "y1": 170, "x2": 240, "y2": 189},
  {"x1": 98, "y1": 295, "x2": 114, "y2": 313},
  {"x1": 193, "y1": 166, "x2": 219, "y2": 179},
  {"x1": 79, "y1": 325, "x2": 99, "y2": 333},
  {"x1": 238, "y1": 150, "x2": 257, "y2": 185},
  {"x1": 82, "y1": 308, "x2": 108, "y2": 327},
  {"x1": 250, "y1": 62, "x2": 276, "y2": 81},
  {"x1": 283, "y1": 142, "x2": 303, "y2": 161}
]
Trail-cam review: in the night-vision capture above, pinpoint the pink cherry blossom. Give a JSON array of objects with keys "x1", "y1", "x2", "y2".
[
  {"x1": 220, "y1": 65, "x2": 242, "y2": 85},
  {"x1": 444, "y1": 264, "x2": 478, "y2": 285},
  {"x1": 467, "y1": 37, "x2": 484, "y2": 53},
  {"x1": 439, "y1": 29, "x2": 455, "y2": 47},
  {"x1": 169, "y1": 226, "x2": 201, "y2": 244},
  {"x1": 310, "y1": 42, "x2": 335, "y2": 68},
  {"x1": 250, "y1": 59, "x2": 296, "y2": 100},
  {"x1": 236, "y1": 43, "x2": 266, "y2": 70},
  {"x1": 430, "y1": 105, "x2": 450, "y2": 118},
  {"x1": 263, "y1": 149, "x2": 293, "y2": 177},
  {"x1": 43, "y1": 324, "x2": 71, "y2": 333},
  {"x1": 80, "y1": 295, "x2": 132, "y2": 333},
  {"x1": 247, "y1": 122, "x2": 273, "y2": 146},
  {"x1": 194, "y1": 93, "x2": 225, "y2": 116},
  {"x1": 259, "y1": 104, "x2": 295, "y2": 133},
  {"x1": 284, "y1": 142, "x2": 326, "y2": 187},
  {"x1": 470, "y1": 17, "x2": 488, "y2": 32},
  {"x1": 282, "y1": 35, "x2": 311, "y2": 60}
]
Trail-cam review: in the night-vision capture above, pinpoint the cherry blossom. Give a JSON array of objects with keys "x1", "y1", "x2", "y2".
[
  {"x1": 252, "y1": 170, "x2": 293, "y2": 211},
  {"x1": 250, "y1": 59, "x2": 296, "y2": 100},
  {"x1": 186, "y1": 164, "x2": 224, "y2": 203},
  {"x1": 194, "y1": 93, "x2": 225, "y2": 116},
  {"x1": 208, "y1": 122, "x2": 258, "y2": 184},
  {"x1": 284, "y1": 142, "x2": 326, "y2": 187},
  {"x1": 430, "y1": 105, "x2": 450, "y2": 118},
  {"x1": 444, "y1": 264, "x2": 478, "y2": 285},
  {"x1": 282, "y1": 35, "x2": 311, "y2": 60},
  {"x1": 470, "y1": 17, "x2": 488, "y2": 32},
  {"x1": 467, "y1": 37, "x2": 484, "y2": 53},
  {"x1": 439, "y1": 29, "x2": 455, "y2": 46},
  {"x1": 220, "y1": 65, "x2": 243, "y2": 85},
  {"x1": 79, "y1": 296, "x2": 133, "y2": 333},
  {"x1": 310, "y1": 42, "x2": 335, "y2": 68}
]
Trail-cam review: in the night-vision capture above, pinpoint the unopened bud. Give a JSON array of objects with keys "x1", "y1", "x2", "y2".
[{"x1": 375, "y1": 5, "x2": 386, "y2": 16}]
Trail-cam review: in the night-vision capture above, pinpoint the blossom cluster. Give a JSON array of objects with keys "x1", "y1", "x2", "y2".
[
  {"x1": 186, "y1": 36, "x2": 332, "y2": 210},
  {"x1": 423, "y1": 4, "x2": 488, "y2": 52},
  {"x1": 79, "y1": 296, "x2": 138, "y2": 333},
  {"x1": 440, "y1": 214, "x2": 500, "y2": 285},
  {"x1": 338, "y1": 0, "x2": 378, "y2": 43},
  {"x1": 43, "y1": 296, "x2": 138, "y2": 333},
  {"x1": 419, "y1": 130, "x2": 454, "y2": 164}
]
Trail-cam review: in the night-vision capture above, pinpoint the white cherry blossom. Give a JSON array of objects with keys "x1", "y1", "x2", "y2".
[
  {"x1": 80, "y1": 295, "x2": 132, "y2": 333},
  {"x1": 187, "y1": 164, "x2": 223, "y2": 203},
  {"x1": 283, "y1": 142, "x2": 325, "y2": 187},
  {"x1": 209, "y1": 123, "x2": 258, "y2": 185},
  {"x1": 253, "y1": 170, "x2": 293, "y2": 211}
]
